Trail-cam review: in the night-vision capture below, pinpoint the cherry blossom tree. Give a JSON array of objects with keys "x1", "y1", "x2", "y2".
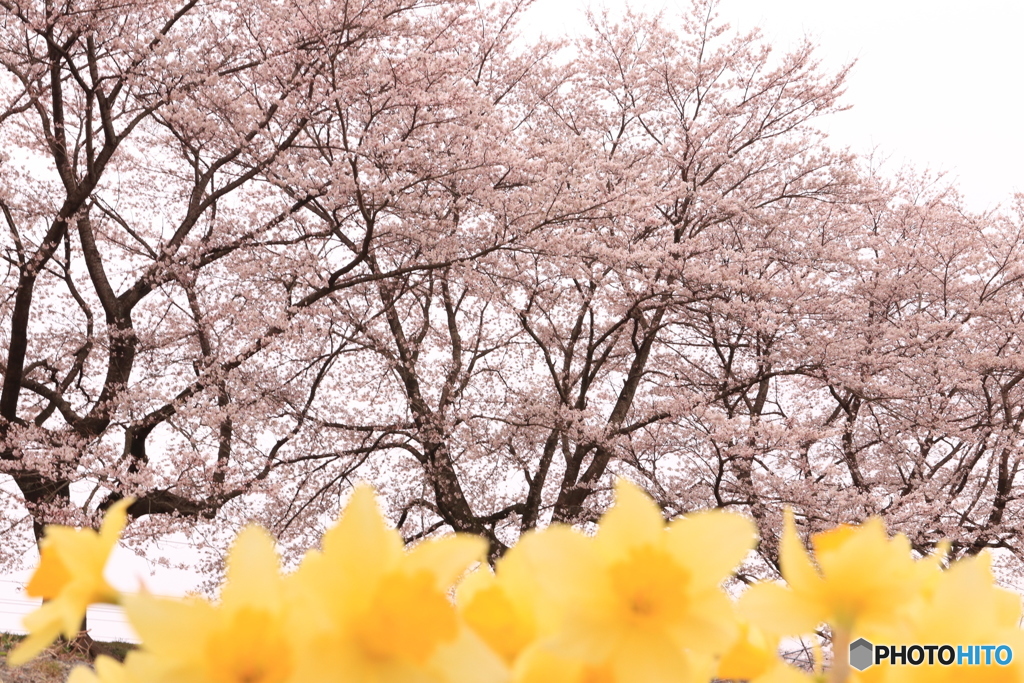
[
  {"x1": 3, "y1": 0, "x2": 1024, "y2": 581},
  {"x1": 293, "y1": 5, "x2": 860, "y2": 559},
  {"x1": 0, "y1": 0, "x2": 554, "y2": 564},
  {"x1": 784, "y1": 178, "x2": 1024, "y2": 560}
]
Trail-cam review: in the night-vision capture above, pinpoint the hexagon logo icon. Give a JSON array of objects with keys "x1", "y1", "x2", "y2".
[{"x1": 850, "y1": 638, "x2": 874, "y2": 671}]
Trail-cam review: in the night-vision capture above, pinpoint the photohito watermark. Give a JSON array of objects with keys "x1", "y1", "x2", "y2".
[{"x1": 850, "y1": 638, "x2": 1014, "y2": 671}]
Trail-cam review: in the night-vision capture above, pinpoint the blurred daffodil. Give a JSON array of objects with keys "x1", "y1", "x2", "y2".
[
  {"x1": 121, "y1": 525, "x2": 295, "y2": 683},
  {"x1": 18, "y1": 482, "x2": 1024, "y2": 683},
  {"x1": 740, "y1": 510, "x2": 922, "y2": 639},
  {"x1": 715, "y1": 620, "x2": 817, "y2": 683},
  {"x1": 740, "y1": 510, "x2": 943, "y2": 683},
  {"x1": 67, "y1": 655, "x2": 140, "y2": 683},
  {"x1": 286, "y1": 484, "x2": 507, "y2": 683},
  {"x1": 10, "y1": 498, "x2": 133, "y2": 666},
  {"x1": 457, "y1": 564, "x2": 537, "y2": 665},
  {"x1": 716, "y1": 620, "x2": 777, "y2": 681},
  {"x1": 854, "y1": 552, "x2": 1024, "y2": 683},
  {"x1": 507, "y1": 479, "x2": 756, "y2": 683}
]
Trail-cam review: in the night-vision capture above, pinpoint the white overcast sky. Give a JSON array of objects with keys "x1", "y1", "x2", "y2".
[{"x1": 520, "y1": 0, "x2": 1024, "y2": 212}]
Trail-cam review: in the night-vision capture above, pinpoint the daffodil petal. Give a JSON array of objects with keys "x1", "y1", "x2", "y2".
[
  {"x1": 455, "y1": 564, "x2": 496, "y2": 604},
  {"x1": 994, "y1": 585, "x2": 1023, "y2": 629},
  {"x1": 21, "y1": 590, "x2": 85, "y2": 640},
  {"x1": 220, "y1": 525, "x2": 284, "y2": 611},
  {"x1": 8, "y1": 615, "x2": 64, "y2": 666},
  {"x1": 320, "y1": 485, "x2": 402, "y2": 584},
  {"x1": 810, "y1": 523, "x2": 858, "y2": 557},
  {"x1": 512, "y1": 644, "x2": 588, "y2": 683},
  {"x1": 665, "y1": 589, "x2": 739, "y2": 653},
  {"x1": 815, "y1": 517, "x2": 911, "y2": 581},
  {"x1": 666, "y1": 509, "x2": 755, "y2": 587},
  {"x1": 67, "y1": 655, "x2": 137, "y2": 683},
  {"x1": 45, "y1": 527, "x2": 109, "y2": 579},
  {"x1": 780, "y1": 509, "x2": 821, "y2": 594},
  {"x1": 505, "y1": 526, "x2": 602, "y2": 614},
  {"x1": 715, "y1": 621, "x2": 775, "y2": 680},
  {"x1": 372, "y1": 663, "x2": 436, "y2": 683},
  {"x1": 67, "y1": 665, "x2": 101, "y2": 683},
  {"x1": 458, "y1": 564, "x2": 538, "y2": 666},
  {"x1": 403, "y1": 533, "x2": 486, "y2": 590},
  {"x1": 594, "y1": 480, "x2": 665, "y2": 562},
  {"x1": 738, "y1": 581, "x2": 825, "y2": 637},
  {"x1": 121, "y1": 594, "x2": 217, "y2": 658},
  {"x1": 430, "y1": 624, "x2": 508, "y2": 683},
  {"x1": 95, "y1": 655, "x2": 134, "y2": 683},
  {"x1": 25, "y1": 543, "x2": 72, "y2": 599},
  {"x1": 610, "y1": 630, "x2": 689, "y2": 683},
  {"x1": 98, "y1": 499, "x2": 133, "y2": 550}
]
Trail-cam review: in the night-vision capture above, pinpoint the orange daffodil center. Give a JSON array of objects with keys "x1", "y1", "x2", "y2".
[
  {"x1": 355, "y1": 569, "x2": 459, "y2": 663},
  {"x1": 286, "y1": 485, "x2": 507, "y2": 683},
  {"x1": 608, "y1": 545, "x2": 689, "y2": 624},
  {"x1": 205, "y1": 607, "x2": 294, "y2": 683},
  {"x1": 458, "y1": 574, "x2": 536, "y2": 665},
  {"x1": 26, "y1": 544, "x2": 75, "y2": 600},
  {"x1": 26, "y1": 497, "x2": 132, "y2": 605},
  {"x1": 713, "y1": 620, "x2": 777, "y2": 681}
]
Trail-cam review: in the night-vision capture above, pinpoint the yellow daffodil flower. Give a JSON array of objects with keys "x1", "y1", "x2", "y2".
[
  {"x1": 740, "y1": 510, "x2": 923, "y2": 639},
  {"x1": 67, "y1": 655, "x2": 139, "y2": 683},
  {"x1": 853, "y1": 552, "x2": 1024, "y2": 683},
  {"x1": 716, "y1": 620, "x2": 778, "y2": 680},
  {"x1": 18, "y1": 480, "x2": 1024, "y2": 683},
  {"x1": 10, "y1": 498, "x2": 133, "y2": 666},
  {"x1": 286, "y1": 484, "x2": 507, "y2": 683},
  {"x1": 739, "y1": 510, "x2": 950, "y2": 683},
  {"x1": 715, "y1": 620, "x2": 817, "y2": 683},
  {"x1": 513, "y1": 646, "x2": 617, "y2": 683},
  {"x1": 121, "y1": 525, "x2": 295, "y2": 683},
  {"x1": 505, "y1": 479, "x2": 756, "y2": 683},
  {"x1": 456, "y1": 565, "x2": 537, "y2": 665}
]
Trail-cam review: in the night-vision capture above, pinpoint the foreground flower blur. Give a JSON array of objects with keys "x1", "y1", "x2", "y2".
[
  {"x1": 740, "y1": 509, "x2": 924, "y2": 640},
  {"x1": 14, "y1": 482, "x2": 1024, "y2": 683},
  {"x1": 853, "y1": 552, "x2": 1024, "y2": 683},
  {"x1": 499, "y1": 480, "x2": 757, "y2": 683},
  {"x1": 286, "y1": 484, "x2": 507, "y2": 683},
  {"x1": 456, "y1": 565, "x2": 536, "y2": 666},
  {"x1": 121, "y1": 525, "x2": 295, "y2": 683},
  {"x1": 67, "y1": 655, "x2": 135, "y2": 683},
  {"x1": 10, "y1": 498, "x2": 133, "y2": 666}
]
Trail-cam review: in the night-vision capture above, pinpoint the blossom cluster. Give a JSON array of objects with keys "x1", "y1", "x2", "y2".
[{"x1": 9, "y1": 481, "x2": 1024, "y2": 683}]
